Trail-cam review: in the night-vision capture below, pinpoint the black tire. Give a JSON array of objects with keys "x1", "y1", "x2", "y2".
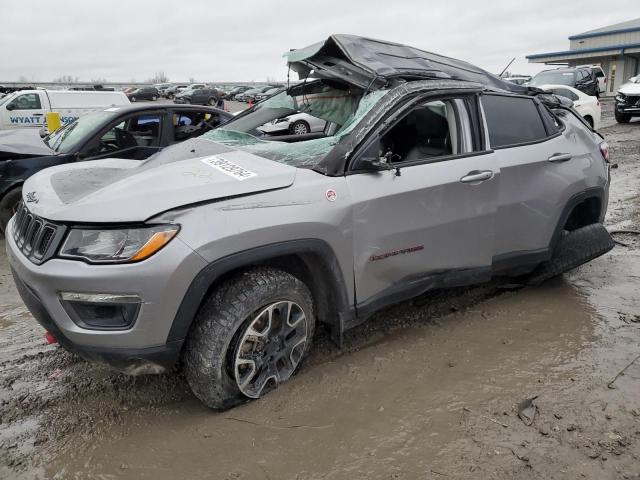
[
  {"x1": 615, "y1": 110, "x2": 631, "y2": 124},
  {"x1": 584, "y1": 115, "x2": 594, "y2": 128},
  {"x1": 167, "y1": 93, "x2": 174, "y2": 99},
  {"x1": 289, "y1": 120, "x2": 310, "y2": 135},
  {"x1": 526, "y1": 223, "x2": 614, "y2": 286},
  {"x1": 184, "y1": 267, "x2": 316, "y2": 410},
  {"x1": 0, "y1": 187, "x2": 22, "y2": 234}
]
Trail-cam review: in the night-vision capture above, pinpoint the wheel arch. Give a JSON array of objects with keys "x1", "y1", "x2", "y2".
[
  {"x1": 550, "y1": 187, "x2": 605, "y2": 253},
  {"x1": 583, "y1": 114, "x2": 594, "y2": 127},
  {"x1": 167, "y1": 239, "x2": 352, "y2": 345},
  {"x1": 0, "y1": 182, "x2": 23, "y2": 202}
]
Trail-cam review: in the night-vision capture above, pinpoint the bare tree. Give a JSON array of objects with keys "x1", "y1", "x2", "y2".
[
  {"x1": 18, "y1": 75, "x2": 30, "y2": 83},
  {"x1": 52, "y1": 75, "x2": 79, "y2": 84},
  {"x1": 189, "y1": 77, "x2": 196, "y2": 84},
  {"x1": 148, "y1": 71, "x2": 169, "y2": 84}
]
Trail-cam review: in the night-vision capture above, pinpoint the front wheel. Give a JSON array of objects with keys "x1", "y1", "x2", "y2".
[
  {"x1": 184, "y1": 268, "x2": 315, "y2": 409},
  {"x1": 0, "y1": 187, "x2": 22, "y2": 234}
]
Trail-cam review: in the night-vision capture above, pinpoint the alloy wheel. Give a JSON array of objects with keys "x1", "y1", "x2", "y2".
[{"x1": 232, "y1": 301, "x2": 308, "y2": 398}]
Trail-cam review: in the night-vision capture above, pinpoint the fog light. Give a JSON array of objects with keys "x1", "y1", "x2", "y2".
[{"x1": 59, "y1": 292, "x2": 141, "y2": 330}]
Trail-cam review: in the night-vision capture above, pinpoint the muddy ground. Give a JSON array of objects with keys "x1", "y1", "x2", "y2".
[{"x1": 1, "y1": 101, "x2": 639, "y2": 479}]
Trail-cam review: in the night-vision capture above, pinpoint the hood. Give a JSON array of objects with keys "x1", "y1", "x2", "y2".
[
  {"x1": 285, "y1": 34, "x2": 527, "y2": 93},
  {"x1": 0, "y1": 128, "x2": 54, "y2": 156},
  {"x1": 619, "y1": 82, "x2": 640, "y2": 95},
  {"x1": 22, "y1": 140, "x2": 297, "y2": 223}
]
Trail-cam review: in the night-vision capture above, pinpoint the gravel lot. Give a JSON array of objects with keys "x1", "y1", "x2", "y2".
[{"x1": 1, "y1": 100, "x2": 639, "y2": 480}]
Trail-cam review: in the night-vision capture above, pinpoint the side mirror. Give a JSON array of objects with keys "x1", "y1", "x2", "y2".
[
  {"x1": 5, "y1": 103, "x2": 15, "y2": 111},
  {"x1": 356, "y1": 138, "x2": 394, "y2": 172},
  {"x1": 359, "y1": 156, "x2": 393, "y2": 172}
]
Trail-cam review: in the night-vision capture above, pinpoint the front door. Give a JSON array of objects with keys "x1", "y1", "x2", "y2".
[
  {"x1": 347, "y1": 96, "x2": 498, "y2": 310},
  {"x1": 3, "y1": 92, "x2": 45, "y2": 129},
  {"x1": 80, "y1": 112, "x2": 165, "y2": 161}
]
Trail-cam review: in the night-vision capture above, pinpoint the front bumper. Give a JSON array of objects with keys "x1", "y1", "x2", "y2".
[
  {"x1": 616, "y1": 99, "x2": 640, "y2": 114},
  {"x1": 6, "y1": 217, "x2": 207, "y2": 372}
]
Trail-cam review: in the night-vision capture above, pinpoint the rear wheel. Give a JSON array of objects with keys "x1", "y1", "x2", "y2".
[
  {"x1": 184, "y1": 268, "x2": 315, "y2": 409},
  {"x1": 615, "y1": 110, "x2": 631, "y2": 123},
  {"x1": 526, "y1": 224, "x2": 614, "y2": 285},
  {"x1": 0, "y1": 187, "x2": 22, "y2": 234},
  {"x1": 289, "y1": 120, "x2": 310, "y2": 135}
]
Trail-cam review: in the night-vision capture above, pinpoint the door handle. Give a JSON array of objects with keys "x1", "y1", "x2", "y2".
[
  {"x1": 460, "y1": 170, "x2": 494, "y2": 184},
  {"x1": 547, "y1": 153, "x2": 572, "y2": 163}
]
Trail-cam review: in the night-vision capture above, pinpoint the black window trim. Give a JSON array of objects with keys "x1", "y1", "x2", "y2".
[
  {"x1": 480, "y1": 92, "x2": 563, "y2": 150},
  {"x1": 346, "y1": 91, "x2": 491, "y2": 174}
]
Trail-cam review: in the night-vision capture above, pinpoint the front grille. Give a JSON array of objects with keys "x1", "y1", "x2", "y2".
[{"x1": 12, "y1": 202, "x2": 65, "y2": 264}]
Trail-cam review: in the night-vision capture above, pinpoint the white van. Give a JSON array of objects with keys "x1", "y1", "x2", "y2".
[{"x1": 0, "y1": 89, "x2": 130, "y2": 129}]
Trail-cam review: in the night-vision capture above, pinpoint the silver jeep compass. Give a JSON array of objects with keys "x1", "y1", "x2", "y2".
[{"x1": 7, "y1": 35, "x2": 614, "y2": 409}]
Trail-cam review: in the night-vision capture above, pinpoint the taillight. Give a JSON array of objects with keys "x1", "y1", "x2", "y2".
[{"x1": 599, "y1": 141, "x2": 610, "y2": 163}]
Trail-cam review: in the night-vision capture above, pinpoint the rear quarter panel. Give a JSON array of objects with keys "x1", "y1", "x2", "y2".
[{"x1": 493, "y1": 110, "x2": 607, "y2": 256}]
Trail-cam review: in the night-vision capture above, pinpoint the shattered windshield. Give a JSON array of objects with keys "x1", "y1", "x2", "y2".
[
  {"x1": 0, "y1": 92, "x2": 16, "y2": 107},
  {"x1": 201, "y1": 82, "x2": 388, "y2": 168}
]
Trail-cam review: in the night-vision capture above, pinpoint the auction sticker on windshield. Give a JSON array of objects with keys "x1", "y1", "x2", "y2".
[{"x1": 200, "y1": 156, "x2": 257, "y2": 181}]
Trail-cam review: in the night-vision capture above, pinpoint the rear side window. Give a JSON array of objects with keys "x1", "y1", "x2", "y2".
[{"x1": 481, "y1": 95, "x2": 548, "y2": 148}]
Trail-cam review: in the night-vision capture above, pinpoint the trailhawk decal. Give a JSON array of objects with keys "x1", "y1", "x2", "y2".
[
  {"x1": 369, "y1": 245, "x2": 424, "y2": 262},
  {"x1": 200, "y1": 156, "x2": 257, "y2": 181}
]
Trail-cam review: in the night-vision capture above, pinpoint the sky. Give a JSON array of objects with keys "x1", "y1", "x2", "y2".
[{"x1": 1, "y1": 1, "x2": 638, "y2": 83}]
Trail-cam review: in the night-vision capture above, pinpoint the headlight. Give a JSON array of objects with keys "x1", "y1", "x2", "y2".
[
  {"x1": 59, "y1": 225, "x2": 179, "y2": 263},
  {"x1": 616, "y1": 93, "x2": 627, "y2": 103}
]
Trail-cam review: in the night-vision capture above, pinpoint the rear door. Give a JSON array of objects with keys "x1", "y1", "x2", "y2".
[
  {"x1": 481, "y1": 93, "x2": 572, "y2": 265},
  {"x1": 347, "y1": 93, "x2": 498, "y2": 309}
]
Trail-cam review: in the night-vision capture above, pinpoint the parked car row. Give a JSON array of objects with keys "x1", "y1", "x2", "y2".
[
  {"x1": 235, "y1": 85, "x2": 284, "y2": 102},
  {"x1": 174, "y1": 87, "x2": 224, "y2": 107}
]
